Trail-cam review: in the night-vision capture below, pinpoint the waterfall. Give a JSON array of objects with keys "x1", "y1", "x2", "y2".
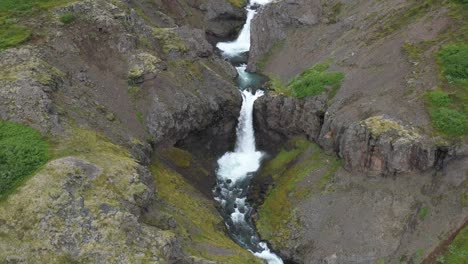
[{"x1": 214, "y1": 1, "x2": 284, "y2": 263}]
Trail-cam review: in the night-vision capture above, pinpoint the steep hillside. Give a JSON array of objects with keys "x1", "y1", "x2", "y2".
[{"x1": 249, "y1": 0, "x2": 467, "y2": 263}]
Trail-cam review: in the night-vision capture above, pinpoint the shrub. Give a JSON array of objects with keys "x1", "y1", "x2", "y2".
[
  {"x1": 430, "y1": 107, "x2": 468, "y2": 137},
  {"x1": 437, "y1": 44, "x2": 468, "y2": 87},
  {"x1": 288, "y1": 62, "x2": 344, "y2": 99},
  {"x1": 59, "y1": 12, "x2": 76, "y2": 24},
  {"x1": 426, "y1": 90, "x2": 451, "y2": 107},
  {"x1": 0, "y1": 121, "x2": 49, "y2": 199}
]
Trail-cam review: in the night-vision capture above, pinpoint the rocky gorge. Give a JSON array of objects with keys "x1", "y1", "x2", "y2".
[{"x1": 0, "y1": 0, "x2": 466, "y2": 263}]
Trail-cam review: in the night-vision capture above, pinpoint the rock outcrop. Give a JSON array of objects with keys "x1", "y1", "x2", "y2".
[{"x1": 248, "y1": 0, "x2": 322, "y2": 72}]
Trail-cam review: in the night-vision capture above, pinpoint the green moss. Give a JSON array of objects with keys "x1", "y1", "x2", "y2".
[
  {"x1": 437, "y1": 44, "x2": 468, "y2": 87},
  {"x1": 430, "y1": 108, "x2": 467, "y2": 137},
  {"x1": 267, "y1": 75, "x2": 289, "y2": 96},
  {"x1": 161, "y1": 147, "x2": 192, "y2": 168},
  {"x1": 0, "y1": 24, "x2": 31, "y2": 50},
  {"x1": 360, "y1": 116, "x2": 421, "y2": 139},
  {"x1": 0, "y1": 121, "x2": 49, "y2": 200},
  {"x1": 152, "y1": 27, "x2": 188, "y2": 54},
  {"x1": 437, "y1": 226, "x2": 468, "y2": 264},
  {"x1": 228, "y1": 0, "x2": 248, "y2": 8},
  {"x1": 169, "y1": 59, "x2": 203, "y2": 81},
  {"x1": 151, "y1": 162, "x2": 261, "y2": 263},
  {"x1": 59, "y1": 12, "x2": 75, "y2": 24},
  {"x1": 403, "y1": 42, "x2": 423, "y2": 62},
  {"x1": 278, "y1": 61, "x2": 344, "y2": 99},
  {"x1": 418, "y1": 206, "x2": 429, "y2": 220},
  {"x1": 414, "y1": 248, "x2": 425, "y2": 264},
  {"x1": 128, "y1": 67, "x2": 144, "y2": 84},
  {"x1": 256, "y1": 138, "x2": 341, "y2": 248},
  {"x1": 426, "y1": 90, "x2": 452, "y2": 108},
  {"x1": 0, "y1": 128, "x2": 158, "y2": 262},
  {"x1": 423, "y1": 44, "x2": 468, "y2": 138},
  {"x1": 0, "y1": 0, "x2": 75, "y2": 50}
]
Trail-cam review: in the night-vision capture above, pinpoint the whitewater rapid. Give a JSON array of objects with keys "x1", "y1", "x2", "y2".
[{"x1": 214, "y1": 0, "x2": 283, "y2": 263}]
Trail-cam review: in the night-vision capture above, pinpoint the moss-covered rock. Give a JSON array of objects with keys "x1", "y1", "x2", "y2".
[{"x1": 0, "y1": 129, "x2": 176, "y2": 263}]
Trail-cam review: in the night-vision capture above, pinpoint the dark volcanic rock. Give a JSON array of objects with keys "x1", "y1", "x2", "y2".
[
  {"x1": 200, "y1": 0, "x2": 247, "y2": 39},
  {"x1": 254, "y1": 94, "x2": 327, "y2": 149}
]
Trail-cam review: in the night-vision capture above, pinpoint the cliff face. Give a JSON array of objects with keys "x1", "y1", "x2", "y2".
[
  {"x1": 251, "y1": 0, "x2": 466, "y2": 176},
  {"x1": 249, "y1": 0, "x2": 467, "y2": 263}
]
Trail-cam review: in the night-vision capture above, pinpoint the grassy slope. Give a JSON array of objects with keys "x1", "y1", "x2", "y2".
[
  {"x1": 269, "y1": 61, "x2": 344, "y2": 99},
  {"x1": 0, "y1": 0, "x2": 75, "y2": 50},
  {"x1": 256, "y1": 138, "x2": 341, "y2": 248},
  {"x1": 0, "y1": 121, "x2": 49, "y2": 200}
]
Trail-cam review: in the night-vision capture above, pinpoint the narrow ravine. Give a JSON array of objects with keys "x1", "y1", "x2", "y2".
[{"x1": 213, "y1": 1, "x2": 284, "y2": 263}]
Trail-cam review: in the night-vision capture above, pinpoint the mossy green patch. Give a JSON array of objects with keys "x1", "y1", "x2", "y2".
[
  {"x1": 270, "y1": 61, "x2": 344, "y2": 99},
  {"x1": 437, "y1": 44, "x2": 468, "y2": 87},
  {"x1": 430, "y1": 107, "x2": 467, "y2": 137},
  {"x1": 418, "y1": 206, "x2": 429, "y2": 220},
  {"x1": 256, "y1": 138, "x2": 341, "y2": 248},
  {"x1": 0, "y1": 0, "x2": 76, "y2": 50},
  {"x1": 151, "y1": 162, "x2": 261, "y2": 263},
  {"x1": 152, "y1": 27, "x2": 188, "y2": 54},
  {"x1": 59, "y1": 12, "x2": 76, "y2": 24},
  {"x1": 437, "y1": 226, "x2": 468, "y2": 264},
  {"x1": 228, "y1": 0, "x2": 248, "y2": 8},
  {"x1": 161, "y1": 147, "x2": 192, "y2": 168},
  {"x1": 360, "y1": 116, "x2": 421, "y2": 140},
  {"x1": 0, "y1": 128, "x2": 161, "y2": 262},
  {"x1": 0, "y1": 121, "x2": 49, "y2": 200},
  {"x1": 288, "y1": 61, "x2": 344, "y2": 99}
]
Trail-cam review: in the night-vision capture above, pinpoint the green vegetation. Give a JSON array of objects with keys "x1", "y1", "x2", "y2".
[
  {"x1": 423, "y1": 44, "x2": 468, "y2": 138},
  {"x1": 256, "y1": 138, "x2": 341, "y2": 247},
  {"x1": 403, "y1": 42, "x2": 423, "y2": 62},
  {"x1": 151, "y1": 162, "x2": 261, "y2": 264},
  {"x1": 228, "y1": 0, "x2": 248, "y2": 8},
  {"x1": 426, "y1": 90, "x2": 452, "y2": 107},
  {"x1": 414, "y1": 248, "x2": 425, "y2": 264},
  {"x1": 0, "y1": 0, "x2": 75, "y2": 50},
  {"x1": 59, "y1": 12, "x2": 76, "y2": 24},
  {"x1": 152, "y1": 27, "x2": 188, "y2": 54},
  {"x1": 270, "y1": 61, "x2": 344, "y2": 99},
  {"x1": 436, "y1": 226, "x2": 468, "y2": 264},
  {"x1": 418, "y1": 206, "x2": 429, "y2": 220},
  {"x1": 160, "y1": 147, "x2": 192, "y2": 168},
  {"x1": 288, "y1": 62, "x2": 344, "y2": 98},
  {"x1": 0, "y1": 121, "x2": 49, "y2": 200},
  {"x1": 437, "y1": 44, "x2": 468, "y2": 88},
  {"x1": 430, "y1": 108, "x2": 467, "y2": 137}
]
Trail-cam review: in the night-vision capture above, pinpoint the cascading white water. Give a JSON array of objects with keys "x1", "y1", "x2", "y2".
[
  {"x1": 214, "y1": 1, "x2": 284, "y2": 263},
  {"x1": 217, "y1": 90, "x2": 264, "y2": 184}
]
